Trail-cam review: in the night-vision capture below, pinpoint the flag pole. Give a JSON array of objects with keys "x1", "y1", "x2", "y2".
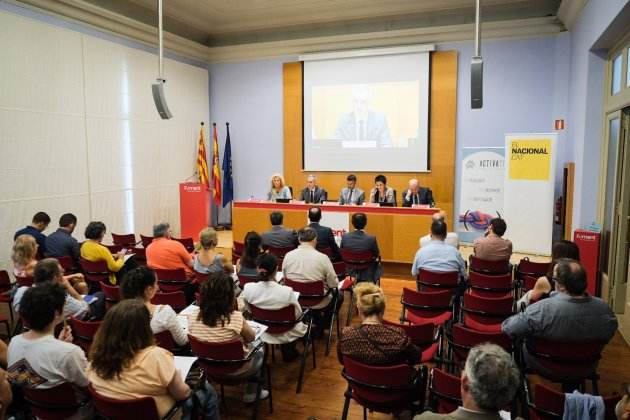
[{"x1": 225, "y1": 122, "x2": 233, "y2": 229}]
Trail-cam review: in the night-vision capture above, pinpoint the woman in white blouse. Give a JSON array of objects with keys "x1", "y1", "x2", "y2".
[
  {"x1": 120, "y1": 266, "x2": 188, "y2": 346},
  {"x1": 267, "y1": 173, "x2": 292, "y2": 201}
]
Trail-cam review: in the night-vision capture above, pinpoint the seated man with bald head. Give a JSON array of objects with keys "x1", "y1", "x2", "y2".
[
  {"x1": 298, "y1": 174, "x2": 327, "y2": 204},
  {"x1": 402, "y1": 179, "x2": 434, "y2": 207},
  {"x1": 420, "y1": 211, "x2": 459, "y2": 249},
  {"x1": 415, "y1": 343, "x2": 520, "y2": 420}
]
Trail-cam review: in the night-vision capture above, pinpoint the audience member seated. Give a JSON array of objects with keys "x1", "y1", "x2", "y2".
[
  {"x1": 120, "y1": 266, "x2": 188, "y2": 346},
  {"x1": 236, "y1": 231, "x2": 263, "y2": 277},
  {"x1": 412, "y1": 220, "x2": 466, "y2": 278},
  {"x1": 338, "y1": 174, "x2": 365, "y2": 205},
  {"x1": 402, "y1": 178, "x2": 434, "y2": 207},
  {"x1": 267, "y1": 173, "x2": 292, "y2": 201},
  {"x1": 298, "y1": 174, "x2": 328, "y2": 203},
  {"x1": 420, "y1": 211, "x2": 459, "y2": 249},
  {"x1": 308, "y1": 207, "x2": 341, "y2": 261},
  {"x1": 369, "y1": 174, "x2": 396, "y2": 205},
  {"x1": 14, "y1": 211, "x2": 50, "y2": 259},
  {"x1": 341, "y1": 213, "x2": 382, "y2": 283},
  {"x1": 11, "y1": 234, "x2": 38, "y2": 278},
  {"x1": 0, "y1": 369, "x2": 11, "y2": 420},
  {"x1": 80, "y1": 221, "x2": 132, "y2": 284},
  {"x1": 187, "y1": 274, "x2": 269, "y2": 403},
  {"x1": 473, "y1": 218, "x2": 513, "y2": 262},
  {"x1": 261, "y1": 211, "x2": 298, "y2": 249},
  {"x1": 338, "y1": 283, "x2": 420, "y2": 365},
  {"x1": 13, "y1": 258, "x2": 105, "y2": 320},
  {"x1": 146, "y1": 222, "x2": 194, "y2": 279},
  {"x1": 194, "y1": 227, "x2": 232, "y2": 275},
  {"x1": 45, "y1": 213, "x2": 81, "y2": 267},
  {"x1": 8, "y1": 283, "x2": 91, "y2": 419},
  {"x1": 414, "y1": 344, "x2": 520, "y2": 420},
  {"x1": 241, "y1": 253, "x2": 307, "y2": 361},
  {"x1": 502, "y1": 259, "x2": 618, "y2": 377},
  {"x1": 282, "y1": 227, "x2": 338, "y2": 310},
  {"x1": 88, "y1": 299, "x2": 219, "y2": 419},
  {"x1": 518, "y1": 240, "x2": 580, "y2": 307}
]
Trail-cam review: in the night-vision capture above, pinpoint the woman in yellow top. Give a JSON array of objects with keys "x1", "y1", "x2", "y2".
[{"x1": 80, "y1": 221, "x2": 124, "y2": 284}]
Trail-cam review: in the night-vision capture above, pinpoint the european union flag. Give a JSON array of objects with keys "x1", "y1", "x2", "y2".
[{"x1": 222, "y1": 123, "x2": 233, "y2": 207}]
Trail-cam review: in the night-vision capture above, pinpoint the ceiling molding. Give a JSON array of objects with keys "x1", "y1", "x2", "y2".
[
  {"x1": 7, "y1": 0, "x2": 564, "y2": 64},
  {"x1": 557, "y1": 0, "x2": 588, "y2": 30}
]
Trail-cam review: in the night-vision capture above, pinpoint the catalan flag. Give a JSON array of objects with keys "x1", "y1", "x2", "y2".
[
  {"x1": 212, "y1": 123, "x2": 222, "y2": 205},
  {"x1": 196, "y1": 123, "x2": 209, "y2": 188}
]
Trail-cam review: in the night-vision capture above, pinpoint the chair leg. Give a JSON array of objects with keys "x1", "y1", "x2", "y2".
[
  {"x1": 312, "y1": 336, "x2": 317, "y2": 369},
  {"x1": 363, "y1": 405, "x2": 367, "y2": 420},
  {"x1": 251, "y1": 374, "x2": 262, "y2": 420},
  {"x1": 325, "y1": 308, "x2": 336, "y2": 356},
  {"x1": 266, "y1": 364, "x2": 273, "y2": 414},
  {"x1": 296, "y1": 337, "x2": 308, "y2": 394},
  {"x1": 345, "y1": 294, "x2": 354, "y2": 327},
  {"x1": 341, "y1": 388, "x2": 352, "y2": 420}
]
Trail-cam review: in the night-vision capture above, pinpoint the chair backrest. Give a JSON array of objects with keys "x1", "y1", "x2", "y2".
[
  {"x1": 416, "y1": 269, "x2": 460, "y2": 293},
  {"x1": 469, "y1": 255, "x2": 511, "y2": 275},
  {"x1": 155, "y1": 268, "x2": 189, "y2": 292},
  {"x1": 468, "y1": 271, "x2": 513, "y2": 297},
  {"x1": 55, "y1": 256, "x2": 76, "y2": 272},
  {"x1": 89, "y1": 384, "x2": 161, "y2": 419},
  {"x1": 100, "y1": 282, "x2": 121, "y2": 307},
  {"x1": 140, "y1": 234, "x2": 154, "y2": 248},
  {"x1": 232, "y1": 241, "x2": 245, "y2": 256},
  {"x1": 382, "y1": 319, "x2": 436, "y2": 351},
  {"x1": 462, "y1": 292, "x2": 514, "y2": 332},
  {"x1": 69, "y1": 316, "x2": 102, "y2": 354},
  {"x1": 80, "y1": 258, "x2": 110, "y2": 284},
  {"x1": 173, "y1": 237, "x2": 195, "y2": 252},
  {"x1": 15, "y1": 275, "x2": 34, "y2": 288},
  {"x1": 401, "y1": 288, "x2": 452, "y2": 321},
  {"x1": 237, "y1": 273, "x2": 258, "y2": 289},
  {"x1": 154, "y1": 330, "x2": 179, "y2": 352},
  {"x1": 529, "y1": 383, "x2": 622, "y2": 420},
  {"x1": 333, "y1": 261, "x2": 347, "y2": 277},
  {"x1": 0, "y1": 270, "x2": 11, "y2": 292},
  {"x1": 340, "y1": 249, "x2": 375, "y2": 270},
  {"x1": 524, "y1": 337, "x2": 604, "y2": 381},
  {"x1": 449, "y1": 323, "x2": 512, "y2": 367},
  {"x1": 267, "y1": 245, "x2": 295, "y2": 259},
  {"x1": 111, "y1": 233, "x2": 137, "y2": 247},
  {"x1": 429, "y1": 368, "x2": 462, "y2": 414},
  {"x1": 521, "y1": 275, "x2": 539, "y2": 293},
  {"x1": 317, "y1": 247, "x2": 333, "y2": 258},
  {"x1": 104, "y1": 244, "x2": 122, "y2": 254},
  {"x1": 131, "y1": 247, "x2": 146, "y2": 263},
  {"x1": 249, "y1": 304, "x2": 299, "y2": 334},
  {"x1": 342, "y1": 356, "x2": 418, "y2": 411},
  {"x1": 284, "y1": 278, "x2": 327, "y2": 308},
  {"x1": 151, "y1": 291, "x2": 187, "y2": 312},
  {"x1": 517, "y1": 258, "x2": 550, "y2": 279},
  {"x1": 188, "y1": 335, "x2": 246, "y2": 376},
  {"x1": 22, "y1": 382, "x2": 84, "y2": 420}
]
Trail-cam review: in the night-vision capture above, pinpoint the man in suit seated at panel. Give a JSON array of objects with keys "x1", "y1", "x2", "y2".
[
  {"x1": 420, "y1": 211, "x2": 459, "y2": 249},
  {"x1": 308, "y1": 207, "x2": 341, "y2": 261},
  {"x1": 414, "y1": 344, "x2": 520, "y2": 420},
  {"x1": 412, "y1": 219, "x2": 466, "y2": 278},
  {"x1": 401, "y1": 178, "x2": 434, "y2": 207},
  {"x1": 298, "y1": 174, "x2": 328, "y2": 203},
  {"x1": 340, "y1": 213, "x2": 381, "y2": 283},
  {"x1": 339, "y1": 174, "x2": 365, "y2": 205},
  {"x1": 261, "y1": 211, "x2": 298, "y2": 249}
]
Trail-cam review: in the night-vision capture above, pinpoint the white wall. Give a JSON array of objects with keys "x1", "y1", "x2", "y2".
[{"x1": 0, "y1": 10, "x2": 209, "y2": 272}]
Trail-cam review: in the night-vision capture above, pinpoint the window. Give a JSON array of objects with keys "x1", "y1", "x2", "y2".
[{"x1": 612, "y1": 53, "x2": 622, "y2": 95}]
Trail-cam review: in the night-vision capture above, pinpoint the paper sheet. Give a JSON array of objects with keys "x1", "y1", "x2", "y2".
[
  {"x1": 246, "y1": 320, "x2": 268, "y2": 340},
  {"x1": 174, "y1": 356, "x2": 196, "y2": 382},
  {"x1": 179, "y1": 303, "x2": 198, "y2": 316},
  {"x1": 176, "y1": 315, "x2": 188, "y2": 332}
]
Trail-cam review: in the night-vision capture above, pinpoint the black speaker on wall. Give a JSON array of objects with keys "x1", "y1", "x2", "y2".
[{"x1": 471, "y1": 56, "x2": 483, "y2": 109}]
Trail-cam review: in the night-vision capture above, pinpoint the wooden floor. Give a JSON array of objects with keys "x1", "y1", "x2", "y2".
[{"x1": 215, "y1": 276, "x2": 630, "y2": 419}]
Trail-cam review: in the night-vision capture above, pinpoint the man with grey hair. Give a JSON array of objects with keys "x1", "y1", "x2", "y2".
[
  {"x1": 420, "y1": 211, "x2": 459, "y2": 249},
  {"x1": 415, "y1": 344, "x2": 520, "y2": 419},
  {"x1": 146, "y1": 222, "x2": 194, "y2": 278},
  {"x1": 402, "y1": 179, "x2": 434, "y2": 207},
  {"x1": 298, "y1": 174, "x2": 328, "y2": 203},
  {"x1": 333, "y1": 84, "x2": 391, "y2": 147}
]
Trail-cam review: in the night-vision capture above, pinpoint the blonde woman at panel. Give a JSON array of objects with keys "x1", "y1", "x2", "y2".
[{"x1": 267, "y1": 173, "x2": 292, "y2": 201}]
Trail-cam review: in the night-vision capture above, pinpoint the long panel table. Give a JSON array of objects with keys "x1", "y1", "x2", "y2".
[{"x1": 233, "y1": 201, "x2": 439, "y2": 264}]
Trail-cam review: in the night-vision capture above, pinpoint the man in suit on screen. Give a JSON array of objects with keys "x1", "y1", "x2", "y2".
[
  {"x1": 333, "y1": 85, "x2": 391, "y2": 147},
  {"x1": 401, "y1": 178, "x2": 434, "y2": 207},
  {"x1": 298, "y1": 174, "x2": 328, "y2": 203}
]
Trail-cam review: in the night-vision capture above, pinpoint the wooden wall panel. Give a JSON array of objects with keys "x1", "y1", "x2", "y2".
[{"x1": 283, "y1": 52, "x2": 458, "y2": 227}]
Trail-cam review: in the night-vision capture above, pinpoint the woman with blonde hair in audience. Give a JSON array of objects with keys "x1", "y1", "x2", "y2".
[
  {"x1": 518, "y1": 239, "x2": 580, "y2": 307},
  {"x1": 88, "y1": 299, "x2": 219, "y2": 419},
  {"x1": 236, "y1": 231, "x2": 263, "y2": 277},
  {"x1": 267, "y1": 173, "x2": 292, "y2": 201},
  {"x1": 120, "y1": 266, "x2": 188, "y2": 346},
  {"x1": 187, "y1": 273, "x2": 269, "y2": 403},
  {"x1": 194, "y1": 227, "x2": 232, "y2": 275},
  {"x1": 338, "y1": 282, "x2": 420, "y2": 365}
]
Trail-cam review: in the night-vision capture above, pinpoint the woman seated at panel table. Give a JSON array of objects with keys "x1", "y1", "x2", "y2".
[
  {"x1": 337, "y1": 282, "x2": 420, "y2": 366},
  {"x1": 267, "y1": 173, "x2": 292, "y2": 202},
  {"x1": 369, "y1": 174, "x2": 396, "y2": 206}
]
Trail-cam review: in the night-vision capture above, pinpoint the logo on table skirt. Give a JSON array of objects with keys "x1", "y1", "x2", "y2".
[{"x1": 184, "y1": 185, "x2": 202, "y2": 192}]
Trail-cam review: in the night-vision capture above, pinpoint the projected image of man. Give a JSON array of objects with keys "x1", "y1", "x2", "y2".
[{"x1": 333, "y1": 85, "x2": 391, "y2": 147}]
